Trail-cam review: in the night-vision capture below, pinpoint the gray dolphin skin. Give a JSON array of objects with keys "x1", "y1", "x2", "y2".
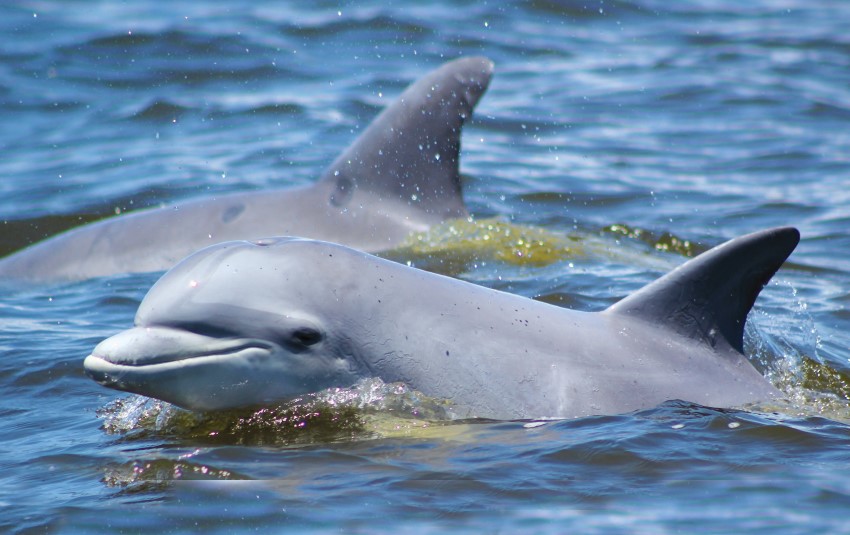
[
  {"x1": 84, "y1": 227, "x2": 799, "y2": 420},
  {"x1": 0, "y1": 57, "x2": 493, "y2": 282}
]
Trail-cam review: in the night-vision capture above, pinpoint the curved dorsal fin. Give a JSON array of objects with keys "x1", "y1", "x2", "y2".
[
  {"x1": 605, "y1": 227, "x2": 800, "y2": 353},
  {"x1": 319, "y1": 56, "x2": 493, "y2": 221}
]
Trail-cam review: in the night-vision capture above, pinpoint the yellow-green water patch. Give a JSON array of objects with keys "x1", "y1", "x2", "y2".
[
  {"x1": 604, "y1": 223, "x2": 705, "y2": 257},
  {"x1": 385, "y1": 217, "x2": 581, "y2": 272}
]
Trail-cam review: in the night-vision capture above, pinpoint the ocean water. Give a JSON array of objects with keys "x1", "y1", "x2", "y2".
[{"x1": 2, "y1": 1, "x2": 850, "y2": 533}]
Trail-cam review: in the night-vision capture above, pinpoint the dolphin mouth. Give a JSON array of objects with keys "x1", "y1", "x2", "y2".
[
  {"x1": 83, "y1": 326, "x2": 282, "y2": 409},
  {"x1": 83, "y1": 326, "x2": 273, "y2": 385},
  {"x1": 83, "y1": 350, "x2": 266, "y2": 388}
]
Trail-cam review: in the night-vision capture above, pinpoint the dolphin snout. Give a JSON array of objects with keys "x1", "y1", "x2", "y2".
[
  {"x1": 89, "y1": 327, "x2": 198, "y2": 366},
  {"x1": 87, "y1": 326, "x2": 266, "y2": 368},
  {"x1": 83, "y1": 354, "x2": 125, "y2": 386},
  {"x1": 84, "y1": 326, "x2": 220, "y2": 387},
  {"x1": 84, "y1": 324, "x2": 290, "y2": 410}
]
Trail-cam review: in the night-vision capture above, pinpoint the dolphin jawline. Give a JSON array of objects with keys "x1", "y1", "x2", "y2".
[{"x1": 84, "y1": 350, "x2": 268, "y2": 389}]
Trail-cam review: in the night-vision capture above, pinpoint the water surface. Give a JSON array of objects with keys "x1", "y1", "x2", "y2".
[{"x1": 2, "y1": 1, "x2": 850, "y2": 532}]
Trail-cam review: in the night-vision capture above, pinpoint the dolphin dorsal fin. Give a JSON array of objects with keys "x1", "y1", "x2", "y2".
[
  {"x1": 318, "y1": 56, "x2": 493, "y2": 221},
  {"x1": 605, "y1": 227, "x2": 799, "y2": 353}
]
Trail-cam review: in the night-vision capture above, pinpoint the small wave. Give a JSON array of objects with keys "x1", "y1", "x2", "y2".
[
  {"x1": 156, "y1": 64, "x2": 282, "y2": 86},
  {"x1": 656, "y1": 85, "x2": 717, "y2": 103},
  {"x1": 722, "y1": 94, "x2": 783, "y2": 107},
  {"x1": 233, "y1": 102, "x2": 305, "y2": 117},
  {"x1": 74, "y1": 29, "x2": 271, "y2": 59},
  {"x1": 807, "y1": 100, "x2": 850, "y2": 120},
  {"x1": 526, "y1": 0, "x2": 651, "y2": 19},
  {"x1": 133, "y1": 99, "x2": 307, "y2": 121},
  {"x1": 56, "y1": 29, "x2": 283, "y2": 89},
  {"x1": 277, "y1": 13, "x2": 430, "y2": 39},
  {"x1": 83, "y1": 32, "x2": 158, "y2": 49},
  {"x1": 131, "y1": 100, "x2": 192, "y2": 121},
  {"x1": 2, "y1": 98, "x2": 84, "y2": 113},
  {"x1": 751, "y1": 149, "x2": 816, "y2": 163}
]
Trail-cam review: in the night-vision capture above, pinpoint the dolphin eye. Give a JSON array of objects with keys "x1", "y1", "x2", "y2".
[{"x1": 290, "y1": 327, "x2": 323, "y2": 346}]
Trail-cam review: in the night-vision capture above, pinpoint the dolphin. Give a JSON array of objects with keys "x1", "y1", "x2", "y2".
[
  {"x1": 84, "y1": 226, "x2": 799, "y2": 420},
  {"x1": 0, "y1": 57, "x2": 493, "y2": 282}
]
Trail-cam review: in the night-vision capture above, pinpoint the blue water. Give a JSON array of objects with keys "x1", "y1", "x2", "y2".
[{"x1": 3, "y1": 1, "x2": 850, "y2": 532}]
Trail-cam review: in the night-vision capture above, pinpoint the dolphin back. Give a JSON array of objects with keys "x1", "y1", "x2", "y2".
[
  {"x1": 318, "y1": 56, "x2": 493, "y2": 221},
  {"x1": 605, "y1": 227, "x2": 800, "y2": 353}
]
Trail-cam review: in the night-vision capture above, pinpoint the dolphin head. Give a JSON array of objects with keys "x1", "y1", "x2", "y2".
[{"x1": 84, "y1": 238, "x2": 369, "y2": 410}]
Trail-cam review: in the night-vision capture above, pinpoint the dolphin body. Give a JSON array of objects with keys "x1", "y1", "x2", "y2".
[
  {"x1": 84, "y1": 227, "x2": 799, "y2": 420},
  {"x1": 0, "y1": 57, "x2": 493, "y2": 282}
]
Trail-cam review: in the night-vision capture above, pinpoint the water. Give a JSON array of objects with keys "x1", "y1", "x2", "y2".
[{"x1": 3, "y1": 0, "x2": 850, "y2": 532}]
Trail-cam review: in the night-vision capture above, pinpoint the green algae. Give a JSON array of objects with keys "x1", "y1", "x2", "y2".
[
  {"x1": 604, "y1": 223, "x2": 706, "y2": 257},
  {"x1": 384, "y1": 217, "x2": 581, "y2": 273}
]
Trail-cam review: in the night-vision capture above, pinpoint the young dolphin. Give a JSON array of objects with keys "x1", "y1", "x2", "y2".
[
  {"x1": 84, "y1": 227, "x2": 799, "y2": 420},
  {"x1": 0, "y1": 56, "x2": 493, "y2": 282}
]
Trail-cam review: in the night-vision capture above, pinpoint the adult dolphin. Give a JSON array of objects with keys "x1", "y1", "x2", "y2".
[
  {"x1": 0, "y1": 57, "x2": 493, "y2": 282},
  {"x1": 84, "y1": 227, "x2": 799, "y2": 420}
]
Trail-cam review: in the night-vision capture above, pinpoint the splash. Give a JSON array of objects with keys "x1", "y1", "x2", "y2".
[
  {"x1": 97, "y1": 379, "x2": 467, "y2": 488},
  {"x1": 764, "y1": 356, "x2": 850, "y2": 422},
  {"x1": 746, "y1": 285, "x2": 850, "y2": 422},
  {"x1": 97, "y1": 377, "x2": 456, "y2": 447}
]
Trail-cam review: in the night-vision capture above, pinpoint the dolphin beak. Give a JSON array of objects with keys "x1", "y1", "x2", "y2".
[
  {"x1": 87, "y1": 326, "x2": 274, "y2": 368},
  {"x1": 83, "y1": 326, "x2": 276, "y2": 406},
  {"x1": 89, "y1": 327, "x2": 201, "y2": 370},
  {"x1": 84, "y1": 326, "x2": 220, "y2": 388}
]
